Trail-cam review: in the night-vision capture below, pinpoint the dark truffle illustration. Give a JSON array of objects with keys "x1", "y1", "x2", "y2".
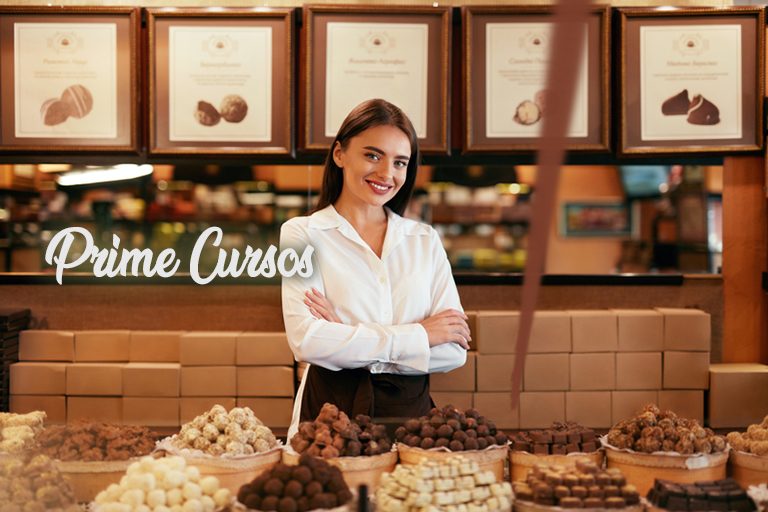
[
  {"x1": 60, "y1": 84, "x2": 93, "y2": 118},
  {"x1": 661, "y1": 89, "x2": 690, "y2": 115},
  {"x1": 514, "y1": 100, "x2": 541, "y2": 126},
  {"x1": 687, "y1": 94, "x2": 720, "y2": 125},
  {"x1": 194, "y1": 100, "x2": 221, "y2": 126},
  {"x1": 219, "y1": 94, "x2": 248, "y2": 123}
]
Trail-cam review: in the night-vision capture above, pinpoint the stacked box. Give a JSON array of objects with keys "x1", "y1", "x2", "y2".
[
  {"x1": 0, "y1": 309, "x2": 30, "y2": 411},
  {"x1": 708, "y1": 363, "x2": 768, "y2": 428},
  {"x1": 180, "y1": 332, "x2": 238, "y2": 425}
]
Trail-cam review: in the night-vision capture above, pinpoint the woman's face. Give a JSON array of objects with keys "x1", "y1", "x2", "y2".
[{"x1": 333, "y1": 124, "x2": 411, "y2": 209}]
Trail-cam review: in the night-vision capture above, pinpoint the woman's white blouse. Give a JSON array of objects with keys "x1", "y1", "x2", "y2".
[{"x1": 280, "y1": 205, "x2": 467, "y2": 438}]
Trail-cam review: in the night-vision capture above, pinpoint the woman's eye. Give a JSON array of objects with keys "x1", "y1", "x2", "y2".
[
  {"x1": 395, "y1": 160, "x2": 408, "y2": 168},
  {"x1": 365, "y1": 152, "x2": 381, "y2": 161}
]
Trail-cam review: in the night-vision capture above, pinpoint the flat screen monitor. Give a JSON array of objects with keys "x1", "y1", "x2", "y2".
[{"x1": 619, "y1": 165, "x2": 670, "y2": 199}]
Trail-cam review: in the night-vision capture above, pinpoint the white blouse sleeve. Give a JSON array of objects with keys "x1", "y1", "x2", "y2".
[
  {"x1": 280, "y1": 218, "x2": 432, "y2": 373},
  {"x1": 425, "y1": 228, "x2": 468, "y2": 374}
]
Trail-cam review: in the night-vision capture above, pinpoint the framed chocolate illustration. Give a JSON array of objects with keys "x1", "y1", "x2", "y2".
[
  {"x1": 462, "y1": 6, "x2": 610, "y2": 153},
  {"x1": 619, "y1": 7, "x2": 764, "y2": 155},
  {"x1": 302, "y1": 5, "x2": 451, "y2": 154},
  {"x1": 0, "y1": 7, "x2": 139, "y2": 153},
  {"x1": 148, "y1": 8, "x2": 293, "y2": 155}
]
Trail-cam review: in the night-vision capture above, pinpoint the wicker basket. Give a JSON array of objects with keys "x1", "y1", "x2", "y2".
[
  {"x1": 282, "y1": 449, "x2": 397, "y2": 492},
  {"x1": 509, "y1": 450, "x2": 605, "y2": 483},
  {"x1": 396, "y1": 443, "x2": 508, "y2": 482},
  {"x1": 183, "y1": 449, "x2": 282, "y2": 495},
  {"x1": 729, "y1": 450, "x2": 768, "y2": 488},
  {"x1": 56, "y1": 459, "x2": 133, "y2": 503},
  {"x1": 604, "y1": 447, "x2": 728, "y2": 496}
]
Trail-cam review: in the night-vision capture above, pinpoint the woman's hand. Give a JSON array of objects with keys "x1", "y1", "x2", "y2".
[
  {"x1": 304, "y1": 288, "x2": 342, "y2": 323},
  {"x1": 419, "y1": 309, "x2": 471, "y2": 350}
]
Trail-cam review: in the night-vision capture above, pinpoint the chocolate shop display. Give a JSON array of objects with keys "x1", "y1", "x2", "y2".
[
  {"x1": 646, "y1": 478, "x2": 756, "y2": 512},
  {"x1": 92, "y1": 455, "x2": 233, "y2": 511},
  {"x1": 160, "y1": 404, "x2": 283, "y2": 494},
  {"x1": 236, "y1": 454, "x2": 354, "y2": 512},
  {"x1": 376, "y1": 455, "x2": 512, "y2": 511},
  {"x1": 512, "y1": 460, "x2": 642, "y2": 511},
  {"x1": 36, "y1": 422, "x2": 160, "y2": 502},
  {"x1": 726, "y1": 414, "x2": 768, "y2": 487},
  {"x1": 509, "y1": 422, "x2": 604, "y2": 482},
  {"x1": 395, "y1": 405, "x2": 509, "y2": 482},
  {"x1": 603, "y1": 404, "x2": 729, "y2": 495},
  {"x1": 285, "y1": 403, "x2": 396, "y2": 492}
]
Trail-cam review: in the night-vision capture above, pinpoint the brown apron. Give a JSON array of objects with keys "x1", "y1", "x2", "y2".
[{"x1": 300, "y1": 365, "x2": 433, "y2": 421}]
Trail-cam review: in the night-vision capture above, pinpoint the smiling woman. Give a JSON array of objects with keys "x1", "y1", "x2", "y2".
[{"x1": 280, "y1": 99, "x2": 470, "y2": 441}]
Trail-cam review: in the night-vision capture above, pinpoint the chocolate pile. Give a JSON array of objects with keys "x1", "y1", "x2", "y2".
[
  {"x1": 0, "y1": 452, "x2": 80, "y2": 511},
  {"x1": 37, "y1": 422, "x2": 156, "y2": 461},
  {"x1": 606, "y1": 404, "x2": 727, "y2": 454},
  {"x1": 647, "y1": 479, "x2": 755, "y2": 512},
  {"x1": 376, "y1": 456, "x2": 512, "y2": 511},
  {"x1": 513, "y1": 460, "x2": 640, "y2": 509},
  {"x1": 0, "y1": 410, "x2": 46, "y2": 454},
  {"x1": 510, "y1": 422, "x2": 599, "y2": 454},
  {"x1": 237, "y1": 454, "x2": 353, "y2": 512},
  {"x1": 394, "y1": 405, "x2": 507, "y2": 451},
  {"x1": 290, "y1": 402, "x2": 391, "y2": 457},
  {"x1": 727, "y1": 415, "x2": 768, "y2": 456}
]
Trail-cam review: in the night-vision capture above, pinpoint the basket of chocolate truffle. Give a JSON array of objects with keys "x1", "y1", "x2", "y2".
[
  {"x1": 236, "y1": 454, "x2": 354, "y2": 511},
  {"x1": 36, "y1": 421, "x2": 158, "y2": 503},
  {"x1": 512, "y1": 460, "x2": 643, "y2": 512},
  {"x1": 603, "y1": 404, "x2": 728, "y2": 495},
  {"x1": 646, "y1": 478, "x2": 757, "y2": 512},
  {"x1": 0, "y1": 410, "x2": 46, "y2": 457},
  {"x1": 509, "y1": 422, "x2": 605, "y2": 483},
  {"x1": 395, "y1": 405, "x2": 509, "y2": 482},
  {"x1": 726, "y1": 414, "x2": 768, "y2": 487},
  {"x1": 157, "y1": 404, "x2": 282, "y2": 494},
  {"x1": 285, "y1": 403, "x2": 396, "y2": 492},
  {"x1": 1, "y1": 451, "x2": 82, "y2": 512}
]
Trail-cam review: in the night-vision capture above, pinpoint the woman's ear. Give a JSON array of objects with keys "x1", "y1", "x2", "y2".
[{"x1": 332, "y1": 141, "x2": 344, "y2": 168}]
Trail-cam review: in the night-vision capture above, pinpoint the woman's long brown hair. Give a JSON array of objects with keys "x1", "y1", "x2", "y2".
[{"x1": 314, "y1": 99, "x2": 420, "y2": 216}]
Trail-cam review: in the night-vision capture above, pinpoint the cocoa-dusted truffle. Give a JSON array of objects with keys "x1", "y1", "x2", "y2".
[
  {"x1": 195, "y1": 100, "x2": 221, "y2": 126},
  {"x1": 220, "y1": 94, "x2": 248, "y2": 123},
  {"x1": 662, "y1": 89, "x2": 690, "y2": 115}
]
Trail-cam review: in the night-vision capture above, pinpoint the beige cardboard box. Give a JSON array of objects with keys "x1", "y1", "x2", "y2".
[
  {"x1": 19, "y1": 331, "x2": 75, "y2": 361},
  {"x1": 613, "y1": 310, "x2": 663, "y2": 352},
  {"x1": 530, "y1": 312, "x2": 572, "y2": 353},
  {"x1": 431, "y1": 353, "x2": 476, "y2": 392},
  {"x1": 474, "y1": 311, "x2": 518, "y2": 354},
  {"x1": 616, "y1": 352, "x2": 662, "y2": 390},
  {"x1": 656, "y1": 308, "x2": 711, "y2": 351},
  {"x1": 663, "y1": 351, "x2": 710, "y2": 389},
  {"x1": 709, "y1": 364, "x2": 768, "y2": 428},
  {"x1": 237, "y1": 366, "x2": 294, "y2": 397},
  {"x1": 237, "y1": 398, "x2": 293, "y2": 428},
  {"x1": 476, "y1": 354, "x2": 517, "y2": 392},
  {"x1": 520, "y1": 392, "x2": 565, "y2": 429},
  {"x1": 123, "y1": 363, "x2": 180, "y2": 397},
  {"x1": 524, "y1": 353, "x2": 569, "y2": 391},
  {"x1": 74, "y1": 331, "x2": 130, "y2": 362},
  {"x1": 570, "y1": 353, "x2": 616, "y2": 391},
  {"x1": 180, "y1": 397, "x2": 237, "y2": 424},
  {"x1": 129, "y1": 331, "x2": 182, "y2": 362},
  {"x1": 658, "y1": 390, "x2": 703, "y2": 423},
  {"x1": 67, "y1": 397, "x2": 122, "y2": 424},
  {"x1": 180, "y1": 332, "x2": 238, "y2": 366},
  {"x1": 10, "y1": 362, "x2": 67, "y2": 395},
  {"x1": 237, "y1": 333, "x2": 294, "y2": 366},
  {"x1": 123, "y1": 397, "x2": 180, "y2": 427},
  {"x1": 432, "y1": 392, "x2": 473, "y2": 411},
  {"x1": 181, "y1": 366, "x2": 236, "y2": 397},
  {"x1": 10, "y1": 395, "x2": 66, "y2": 424},
  {"x1": 466, "y1": 311, "x2": 477, "y2": 351},
  {"x1": 66, "y1": 363, "x2": 124, "y2": 396},
  {"x1": 611, "y1": 391, "x2": 659, "y2": 425},
  {"x1": 473, "y1": 392, "x2": 519, "y2": 429},
  {"x1": 566, "y1": 392, "x2": 612, "y2": 428},
  {"x1": 570, "y1": 311, "x2": 618, "y2": 353}
]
